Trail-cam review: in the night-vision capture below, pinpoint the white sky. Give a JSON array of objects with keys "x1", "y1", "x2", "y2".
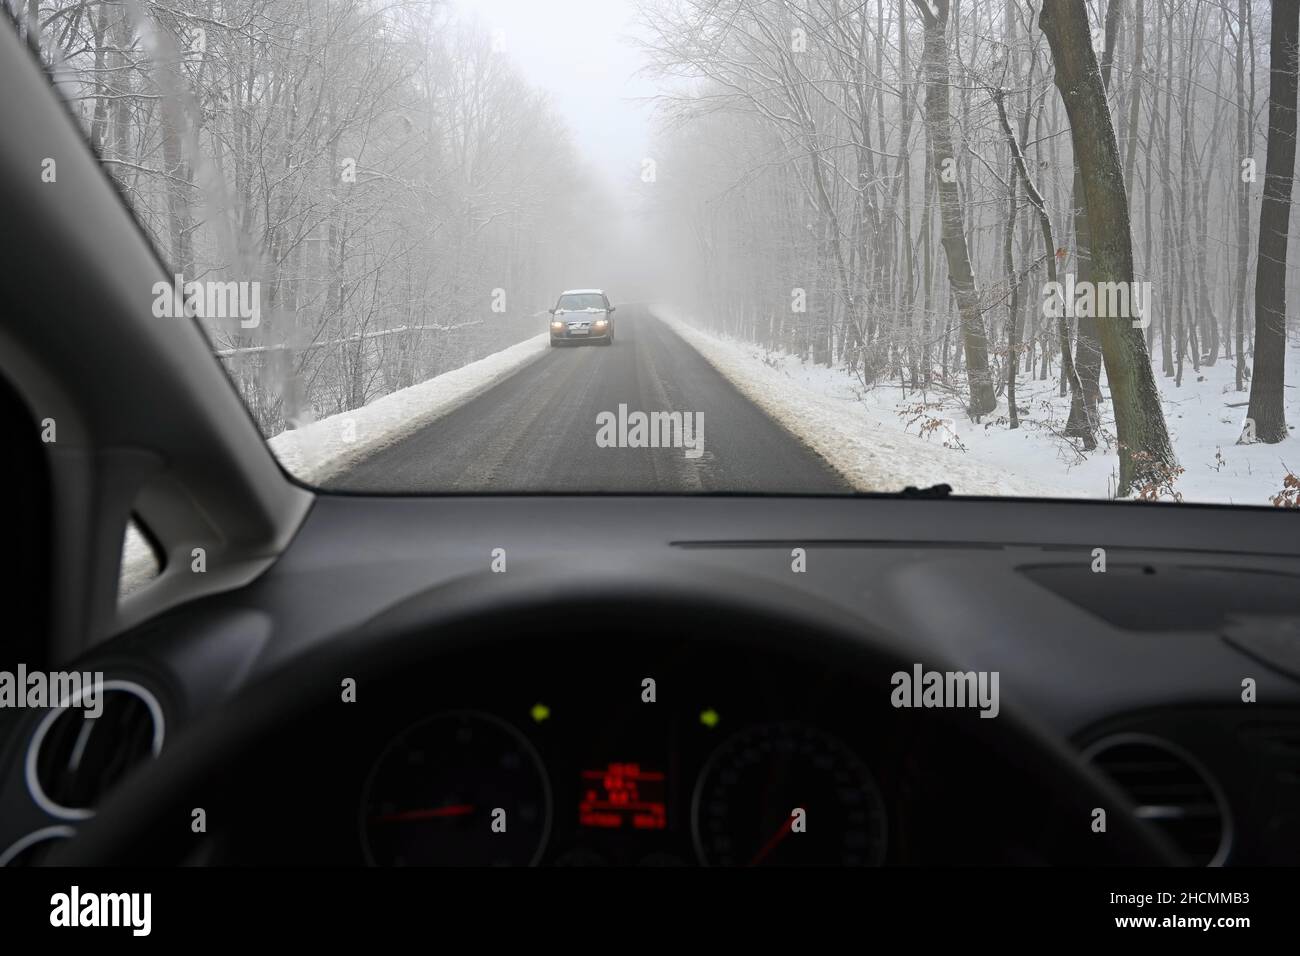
[{"x1": 454, "y1": 0, "x2": 657, "y2": 207}]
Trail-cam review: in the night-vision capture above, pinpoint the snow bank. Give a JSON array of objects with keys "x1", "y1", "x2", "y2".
[
  {"x1": 119, "y1": 522, "x2": 160, "y2": 599},
  {"x1": 655, "y1": 305, "x2": 1299, "y2": 505},
  {"x1": 268, "y1": 333, "x2": 551, "y2": 484}
]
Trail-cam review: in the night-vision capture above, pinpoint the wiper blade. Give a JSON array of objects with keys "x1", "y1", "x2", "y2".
[{"x1": 895, "y1": 483, "x2": 953, "y2": 499}]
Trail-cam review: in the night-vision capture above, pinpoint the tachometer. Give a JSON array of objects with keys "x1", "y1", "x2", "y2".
[
  {"x1": 692, "y1": 721, "x2": 887, "y2": 866},
  {"x1": 360, "y1": 711, "x2": 551, "y2": 866}
]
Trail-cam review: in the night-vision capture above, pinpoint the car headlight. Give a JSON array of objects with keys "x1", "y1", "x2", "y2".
[
  {"x1": 550, "y1": 321, "x2": 564, "y2": 331},
  {"x1": 594, "y1": 318, "x2": 608, "y2": 327}
]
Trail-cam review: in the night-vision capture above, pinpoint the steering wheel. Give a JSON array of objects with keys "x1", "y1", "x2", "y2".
[{"x1": 50, "y1": 564, "x2": 1183, "y2": 866}]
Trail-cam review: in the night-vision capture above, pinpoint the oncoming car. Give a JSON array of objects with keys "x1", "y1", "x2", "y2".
[{"x1": 549, "y1": 289, "x2": 615, "y2": 346}]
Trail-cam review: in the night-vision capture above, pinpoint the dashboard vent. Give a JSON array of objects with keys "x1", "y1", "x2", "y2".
[
  {"x1": 0, "y1": 826, "x2": 74, "y2": 867},
  {"x1": 25, "y1": 681, "x2": 164, "y2": 820},
  {"x1": 1084, "y1": 734, "x2": 1229, "y2": 866}
]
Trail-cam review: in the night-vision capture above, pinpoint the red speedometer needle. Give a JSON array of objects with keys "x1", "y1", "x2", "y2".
[
  {"x1": 749, "y1": 815, "x2": 796, "y2": 866},
  {"x1": 371, "y1": 804, "x2": 475, "y2": 824}
]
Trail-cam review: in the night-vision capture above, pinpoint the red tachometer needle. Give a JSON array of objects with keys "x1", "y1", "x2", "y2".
[
  {"x1": 371, "y1": 804, "x2": 475, "y2": 824},
  {"x1": 748, "y1": 814, "x2": 796, "y2": 867}
]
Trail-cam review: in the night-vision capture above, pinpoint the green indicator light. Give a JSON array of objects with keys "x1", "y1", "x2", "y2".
[
  {"x1": 699, "y1": 708, "x2": 720, "y2": 728},
  {"x1": 530, "y1": 703, "x2": 551, "y2": 724}
]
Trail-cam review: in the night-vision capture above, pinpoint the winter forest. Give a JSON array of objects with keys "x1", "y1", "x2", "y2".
[
  {"x1": 8, "y1": 0, "x2": 1300, "y2": 500},
  {"x1": 9, "y1": 0, "x2": 614, "y2": 430},
  {"x1": 641, "y1": 0, "x2": 1296, "y2": 498}
]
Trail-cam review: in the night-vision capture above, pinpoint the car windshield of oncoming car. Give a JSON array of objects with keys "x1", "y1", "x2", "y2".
[{"x1": 557, "y1": 294, "x2": 608, "y2": 311}]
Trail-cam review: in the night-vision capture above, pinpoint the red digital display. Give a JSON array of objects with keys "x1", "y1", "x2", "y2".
[{"x1": 579, "y1": 763, "x2": 667, "y2": 830}]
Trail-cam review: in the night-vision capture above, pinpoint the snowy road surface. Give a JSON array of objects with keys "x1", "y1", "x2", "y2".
[{"x1": 327, "y1": 305, "x2": 850, "y2": 493}]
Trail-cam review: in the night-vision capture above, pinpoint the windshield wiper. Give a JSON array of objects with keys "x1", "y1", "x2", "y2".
[{"x1": 896, "y1": 483, "x2": 953, "y2": 499}]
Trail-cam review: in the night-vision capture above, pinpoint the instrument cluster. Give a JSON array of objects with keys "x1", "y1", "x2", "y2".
[{"x1": 356, "y1": 646, "x2": 896, "y2": 866}]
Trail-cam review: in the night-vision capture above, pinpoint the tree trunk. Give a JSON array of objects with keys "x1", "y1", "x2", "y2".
[
  {"x1": 1074, "y1": 0, "x2": 1123, "y2": 418},
  {"x1": 1124, "y1": 0, "x2": 1144, "y2": 190},
  {"x1": 1003, "y1": 145, "x2": 1021, "y2": 430},
  {"x1": 1234, "y1": 0, "x2": 1251, "y2": 393},
  {"x1": 1040, "y1": 0, "x2": 1177, "y2": 495},
  {"x1": 1159, "y1": 6, "x2": 1175, "y2": 377},
  {"x1": 900, "y1": 0, "x2": 918, "y2": 389},
  {"x1": 995, "y1": 90, "x2": 1095, "y2": 450},
  {"x1": 1245, "y1": 0, "x2": 1298, "y2": 444},
  {"x1": 913, "y1": 0, "x2": 997, "y2": 416},
  {"x1": 1072, "y1": 172, "x2": 1103, "y2": 419}
]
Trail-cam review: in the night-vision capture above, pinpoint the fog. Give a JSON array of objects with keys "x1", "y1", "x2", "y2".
[
  {"x1": 455, "y1": 0, "x2": 666, "y2": 301},
  {"x1": 22, "y1": 0, "x2": 1296, "y2": 481},
  {"x1": 456, "y1": 0, "x2": 655, "y2": 201}
]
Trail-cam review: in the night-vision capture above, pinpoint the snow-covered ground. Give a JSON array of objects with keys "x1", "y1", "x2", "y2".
[
  {"x1": 657, "y1": 305, "x2": 1300, "y2": 505},
  {"x1": 267, "y1": 332, "x2": 551, "y2": 484}
]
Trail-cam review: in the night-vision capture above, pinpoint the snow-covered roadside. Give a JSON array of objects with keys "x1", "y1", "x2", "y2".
[
  {"x1": 655, "y1": 305, "x2": 1300, "y2": 504},
  {"x1": 658, "y1": 308, "x2": 1060, "y2": 496},
  {"x1": 268, "y1": 332, "x2": 550, "y2": 484},
  {"x1": 119, "y1": 522, "x2": 161, "y2": 599}
]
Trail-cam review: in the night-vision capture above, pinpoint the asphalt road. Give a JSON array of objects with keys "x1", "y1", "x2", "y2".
[{"x1": 330, "y1": 306, "x2": 851, "y2": 493}]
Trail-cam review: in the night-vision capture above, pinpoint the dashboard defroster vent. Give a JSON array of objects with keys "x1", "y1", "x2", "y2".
[{"x1": 1083, "y1": 734, "x2": 1230, "y2": 866}]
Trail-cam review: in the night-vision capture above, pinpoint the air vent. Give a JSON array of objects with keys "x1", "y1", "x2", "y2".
[
  {"x1": 25, "y1": 680, "x2": 164, "y2": 820},
  {"x1": 0, "y1": 825, "x2": 74, "y2": 867},
  {"x1": 1083, "y1": 734, "x2": 1230, "y2": 866}
]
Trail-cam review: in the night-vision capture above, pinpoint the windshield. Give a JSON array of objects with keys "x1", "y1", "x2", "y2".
[
  {"x1": 13, "y1": 0, "x2": 1299, "y2": 504},
  {"x1": 556, "y1": 294, "x2": 608, "y2": 311}
]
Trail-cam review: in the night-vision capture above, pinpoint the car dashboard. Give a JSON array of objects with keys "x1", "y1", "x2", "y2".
[
  {"x1": 2, "y1": 494, "x2": 1300, "y2": 867},
  {"x1": 134, "y1": 632, "x2": 1133, "y2": 868}
]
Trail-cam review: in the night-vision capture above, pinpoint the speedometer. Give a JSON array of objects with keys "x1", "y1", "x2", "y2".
[
  {"x1": 360, "y1": 711, "x2": 551, "y2": 866},
  {"x1": 691, "y1": 721, "x2": 887, "y2": 866}
]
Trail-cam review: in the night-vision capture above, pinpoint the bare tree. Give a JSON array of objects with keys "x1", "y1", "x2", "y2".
[
  {"x1": 911, "y1": 0, "x2": 996, "y2": 416},
  {"x1": 1039, "y1": 0, "x2": 1176, "y2": 494},
  {"x1": 1245, "y1": 0, "x2": 1297, "y2": 443},
  {"x1": 15, "y1": 0, "x2": 606, "y2": 434}
]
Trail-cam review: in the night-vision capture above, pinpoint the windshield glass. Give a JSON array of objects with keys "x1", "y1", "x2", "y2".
[
  {"x1": 556, "y1": 294, "x2": 608, "y2": 311},
  {"x1": 12, "y1": 0, "x2": 1299, "y2": 504}
]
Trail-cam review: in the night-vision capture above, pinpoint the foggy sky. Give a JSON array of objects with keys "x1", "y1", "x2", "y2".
[{"x1": 456, "y1": 0, "x2": 656, "y2": 204}]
